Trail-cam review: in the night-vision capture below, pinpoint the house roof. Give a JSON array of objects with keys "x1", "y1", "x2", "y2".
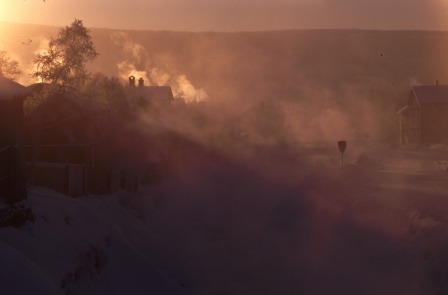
[
  {"x1": 397, "y1": 105, "x2": 410, "y2": 115},
  {"x1": 132, "y1": 86, "x2": 174, "y2": 102},
  {"x1": 411, "y1": 85, "x2": 448, "y2": 104},
  {"x1": 0, "y1": 77, "x2": 30, "y2": 100},
  {"x1": 27, "y1": 82, "x2": 49, "y2": 93}
]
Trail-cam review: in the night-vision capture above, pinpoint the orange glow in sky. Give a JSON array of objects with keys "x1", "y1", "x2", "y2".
[{"x1": 0, "y1": 0, "x2": 448, "y2": 31}]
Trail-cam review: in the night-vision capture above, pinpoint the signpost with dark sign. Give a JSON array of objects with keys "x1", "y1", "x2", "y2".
[{"x1": 337, "y1": 141, "x2": 347, "y2": 168}]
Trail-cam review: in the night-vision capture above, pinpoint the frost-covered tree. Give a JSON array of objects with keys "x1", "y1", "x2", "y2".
[
  {"x1": 0, "y1": 50, "x2": 22, "y2": 80},
  {"x1": 33, "y1": 19, "x2": 98, "y2": 93}
]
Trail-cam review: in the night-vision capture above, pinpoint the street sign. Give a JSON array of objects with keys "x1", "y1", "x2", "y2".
[
  {"x1": 337, "y1": 141, "x2": 347, "y2": 168},
  {"x1": 338, "y1": 141, "x2": 347, "y2": 153}
]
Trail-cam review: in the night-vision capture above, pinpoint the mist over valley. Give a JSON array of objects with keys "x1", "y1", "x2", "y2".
[{"x1": 2, "y1": 22, "x2": 448, "y2": 294}]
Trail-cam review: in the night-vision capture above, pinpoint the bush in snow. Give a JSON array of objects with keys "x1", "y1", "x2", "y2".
[{"x1": 0, "y1": 202, "x2": 34, "y2": 228}]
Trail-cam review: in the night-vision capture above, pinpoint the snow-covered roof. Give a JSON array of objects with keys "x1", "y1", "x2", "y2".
[
  {"x1": 397, "y1": 105, "x2": 410, "y2": 115},
  {"x1": 0, "y1": 77, "x2": 30, "y2": 100},
  {"x1": 27, "y1": 82, "x2": 49, "y2": 93},
  {"x1": 132, "y1": 86, "x2": 174, "y2": 102},
  {"x1": 411, "y1": 85, "x2": 448, "y2": 104}
]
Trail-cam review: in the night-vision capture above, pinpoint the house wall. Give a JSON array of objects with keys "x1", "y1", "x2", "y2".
[
  {"x1": 399, "y1": 107, "x2": 420, "y2": 144},
  {"x1": 399, "y1": 96, "x2": 448, "y2": 144},
  {"x1": 0, "y1": 98, "x2": 26, "y2": 203},
  {"x1": 87, "y1": 142, "x2": 143, "y2": 194},
  {"x1": 420, "y1": 103, "x2": 448, "y2": 143},
  {"x1": 0, "y1": 99, "x2": 20, "y2": 145}
]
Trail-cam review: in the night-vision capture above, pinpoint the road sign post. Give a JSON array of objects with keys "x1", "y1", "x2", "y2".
[{"x1": 337, "y1": 141, "x2": 347, "y2": 168}]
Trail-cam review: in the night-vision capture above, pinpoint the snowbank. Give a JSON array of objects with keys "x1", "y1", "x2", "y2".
[{"x1": 1, "y1": 146, "x2": 448, "y2": 294}]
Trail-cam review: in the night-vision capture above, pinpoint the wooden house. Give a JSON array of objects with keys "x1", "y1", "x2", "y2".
[
  {"x1": 0, "y1": 77, "x2": 29, "y2": 203},
  {"x1": 128, "y1": 76, "x2": 174, "y2": 108},
  {"x1": 398, "y1": 81, "x2": 448, "y2": 144}
]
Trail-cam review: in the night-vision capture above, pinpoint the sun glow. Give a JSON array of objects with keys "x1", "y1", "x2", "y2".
[
  {"x1": 0, "y1": 3, "x2": 18, "y2": 23},
  {"x1": 0, "y1": 2, "x2": 51, "y2": 27}
]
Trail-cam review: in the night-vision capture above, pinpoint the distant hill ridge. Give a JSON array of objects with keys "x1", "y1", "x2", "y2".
[{"x1": 3, "y1": 21, "x2": 448, "y2": 96}]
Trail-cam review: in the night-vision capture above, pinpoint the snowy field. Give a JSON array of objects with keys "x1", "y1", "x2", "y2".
[{"x1": 2, "y1": 144, "x2": 448, "y2": 294}]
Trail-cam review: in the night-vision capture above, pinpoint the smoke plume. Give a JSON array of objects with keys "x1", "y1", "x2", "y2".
[{"x1": 111, "y1": 32, "x2": 208, "y2": 103}]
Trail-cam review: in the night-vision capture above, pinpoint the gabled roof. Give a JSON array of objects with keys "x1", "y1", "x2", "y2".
[
  {"x1": 411, "y1": 85, "x2": 448, "y2": 104},
  {"x1": 0, "y1": 77, "x2": 30, "y2": 100},
  {"x1": 132, "y1": 86, "x2": 174, "y2": 102},
  {"x1": 27, "y1": 82, "x2": 49, "y2": 93},
  {"x1": 397, "y1": 105, "x2": 410, "y2": 115}
]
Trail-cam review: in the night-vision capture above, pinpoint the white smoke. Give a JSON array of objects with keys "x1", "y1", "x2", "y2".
[
  {"x1": 174, "y1": 75, "x2": 208, "y2": 103},
  {"x1": 149, "y1": 68, "x2": 170, "y2": 86},
  {"x1": 409, "y1": 77, "x2": 422, "y2": 87},
  {"x1": 111, "y1": 32, "x2": 208, "y2": 103},
  {"x1": 116, "y1": 61, "x2": 150, "y2": 84},
  {"x1": 111, "y1": 32, "x2": 147, "y2": 66},
  {"x1": 16, "y1": 37, "x2": 50, "y2": 85}
]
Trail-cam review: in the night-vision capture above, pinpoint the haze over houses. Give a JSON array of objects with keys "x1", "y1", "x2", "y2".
[
  {"x1": 4, "y1": 73, "x2": 448, "y2": 204},
  {"x1": 0, "y1": 76, "x2": 175, "y2": 203}
]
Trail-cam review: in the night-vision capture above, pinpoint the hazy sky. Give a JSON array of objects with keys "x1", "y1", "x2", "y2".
[{"x1": 1, "y1": 0, "x2": 448, "y2": 31}]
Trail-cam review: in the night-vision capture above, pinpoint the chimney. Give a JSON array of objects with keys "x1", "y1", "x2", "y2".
[
  {"x1": 129, "y1": 76, "x2": 135, "y2": 87},
  {"x1": 435, "y1": 79, "x2": 439, "y2": 86},
  {"x1": 138, "y1": 77, "x2": 144, "y2": 87}
]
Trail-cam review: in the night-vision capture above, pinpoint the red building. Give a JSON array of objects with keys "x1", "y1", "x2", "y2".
[{"x1": 0, "y1": 77, "x2": 29, "y2": 203}]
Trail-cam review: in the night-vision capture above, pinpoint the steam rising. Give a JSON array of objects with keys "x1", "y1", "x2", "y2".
[
  {"x1": 2, "y1": 25, "x2": 448, "y2": 294},
  {"x1": 111, "y1": 32, "x2": 208, "y2": 102},
  {"x1": 29, "y1": 37, "x2": 51, "y2": 83}
]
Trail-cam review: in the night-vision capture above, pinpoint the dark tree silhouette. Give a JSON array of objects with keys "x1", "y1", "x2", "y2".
[
  {"x1": 33, "y1": 19, "x2": 98, "y2": 93},
  {"x1": 0, "y1": 50, "x2": 22, "y2": 80}
]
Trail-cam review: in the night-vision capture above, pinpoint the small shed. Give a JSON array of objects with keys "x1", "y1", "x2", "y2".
[
  {"x1": 398, "y1": 82, "x2": 448, "y2": 144},
  {"x1": 0, "y1": 77, "x2": 29, "y2": 203}
]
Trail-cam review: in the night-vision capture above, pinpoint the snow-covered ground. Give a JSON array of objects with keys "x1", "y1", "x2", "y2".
[{"x1": 2, "y1": 144, "x2": 448, "y2": 294}]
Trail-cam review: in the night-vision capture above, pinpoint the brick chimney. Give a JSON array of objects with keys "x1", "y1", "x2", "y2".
[
  {"x1": 138, "y1": 77, "x2": 144, "y2": 87},
  {"x1": 129, "y1": 76, "x2": 135, "y2": 87}
]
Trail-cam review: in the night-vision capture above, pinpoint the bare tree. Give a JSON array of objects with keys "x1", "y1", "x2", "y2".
[
  {"x1": 0, "y1": 50, "x2": 22, "y2": 80},
  {"x1": 33, "y1": 19, "x2": 99, "y2": 93}
]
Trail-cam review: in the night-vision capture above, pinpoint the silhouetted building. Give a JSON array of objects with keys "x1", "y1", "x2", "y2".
[
  {"x1": 398, "y1": 81, "x2": 448, "y2": 144},
  {"x1": 0, "y1": 77, "x2": 29, "y2": 203},
  {"x1": 1, "y1": 77, "x2": 166, "y2": 197},
  {"x1": 128, "y1": 76, "x2": 174, "y2": 107}
]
